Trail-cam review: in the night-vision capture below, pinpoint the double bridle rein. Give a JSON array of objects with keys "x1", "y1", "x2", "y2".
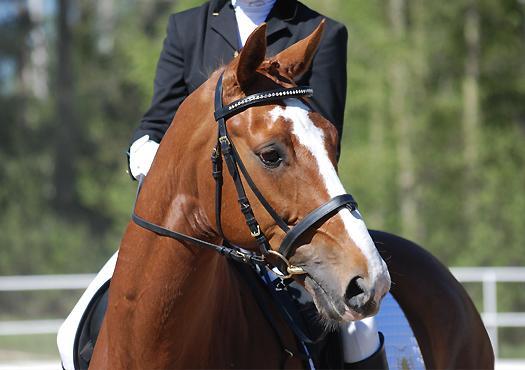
[{"x1": 132, "y1": 73, "x2": 358, "y2": 279}]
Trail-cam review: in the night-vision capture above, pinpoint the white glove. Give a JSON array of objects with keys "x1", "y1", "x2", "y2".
[{"x1": 129, "y1": 135, "x2": 160, "y2": 179}]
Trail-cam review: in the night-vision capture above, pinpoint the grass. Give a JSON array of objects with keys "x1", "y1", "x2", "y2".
[
  {"x1": 499, "y1": 327, "x2": 525, "y2": 359},
  {"x1": 0, "y1": 334, "x2": 59, "y2": 362}
]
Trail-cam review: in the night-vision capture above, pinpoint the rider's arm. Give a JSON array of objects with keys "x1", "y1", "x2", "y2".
[
  {"x1": 132, "y1": 14, "x2": 187, "y2": 145},
  {"x1": 128, "y1": 15, "x2": 187, "y2": 178}
]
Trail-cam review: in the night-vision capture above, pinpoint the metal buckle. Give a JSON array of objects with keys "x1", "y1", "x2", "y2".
[
  {"x1": 232, "y1": 250, "x2": 249, "y2": 263},
  {"x1": 211, "y1": 147, "x2": 219, "y2": 159},
  {"x1": 346, "y1": 201, "x2": 358, "y2": 211},
  {"x1": 250, "y1": 225, "x2": 261, "y2": 237},
  {"x1": 266, "y1": 250, "x2": 306, "y2": 279},
  {"x1": 218, "y1": 136, "x2": 230, "y2": 146}
]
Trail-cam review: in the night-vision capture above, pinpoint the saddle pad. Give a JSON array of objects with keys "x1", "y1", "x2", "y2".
[
  {"x1": 375, "y1": 293, "x2": 425, "y2": 370},
  {"x1": 73, "y1": 279, "x2": 109, "y2": 369},
  {"x1": 57, "y1": 252, "x2": 118, "y2": 370}
]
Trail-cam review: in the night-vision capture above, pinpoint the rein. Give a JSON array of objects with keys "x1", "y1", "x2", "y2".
[{"x1": 131, "y1": 73, "x2": 358, "y2": 279}]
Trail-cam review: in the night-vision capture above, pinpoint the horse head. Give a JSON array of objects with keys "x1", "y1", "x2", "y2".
[{"x1": 153, "y1": 21, "x2": 390, "y2": 324}]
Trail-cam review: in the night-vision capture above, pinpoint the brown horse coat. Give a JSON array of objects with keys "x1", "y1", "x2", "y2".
[{"x1": 90, "y1": 22, "x2": 493, "y2": 370}]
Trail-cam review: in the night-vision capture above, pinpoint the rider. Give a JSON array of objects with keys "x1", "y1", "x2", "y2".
[
  {"x1": 129, "y1": 0, "x2": 347, "y2": 176},
  {"x1": 58, "y1": 1, "x2": 388, "y2": 369}
]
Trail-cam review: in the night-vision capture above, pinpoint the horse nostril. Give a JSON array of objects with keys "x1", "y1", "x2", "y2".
[
  {"x1": 345, "y1": 276, "x2": 365, "y2": 301},
  {"x1": 345, "y1": 277, "x2": 378, "y2": 316}
]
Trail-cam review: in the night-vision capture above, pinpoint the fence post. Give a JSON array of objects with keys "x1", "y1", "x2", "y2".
[{"x1": 483, "y1": 270, "x2": 498, "y2": 358}]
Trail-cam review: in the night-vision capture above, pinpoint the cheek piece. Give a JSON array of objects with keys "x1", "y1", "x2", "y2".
[{"x1": 132, "y1": 73, "x2": 358, "y2": 280}]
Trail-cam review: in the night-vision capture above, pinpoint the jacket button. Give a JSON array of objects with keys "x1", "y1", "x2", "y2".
[{"x1": 233, "y1": 51, "x2": 239, "y2": 57}]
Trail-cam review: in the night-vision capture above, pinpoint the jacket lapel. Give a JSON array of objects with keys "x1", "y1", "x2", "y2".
[
  {"x1": 265, "y1": 0, "x2": 298, "y2": 39},
  {"x1": 208, "y1": 0, "x2": 299, "y2": 55},
  {"x1": 209, "y1": 0, "x2": 240, "y2": 51}
]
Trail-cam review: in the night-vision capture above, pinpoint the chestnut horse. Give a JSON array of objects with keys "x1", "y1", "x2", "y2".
[{"x1": 90, "y1": 23, "x2": 493, "y2": 369}]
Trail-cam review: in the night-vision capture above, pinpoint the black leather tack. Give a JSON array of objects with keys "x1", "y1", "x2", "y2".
[
  {"x1": 130, "y1": 73, "x2": 359, "y2": 274},
  {"x1": 279, "y1": 194, "x2": 358, "y2": 258}
]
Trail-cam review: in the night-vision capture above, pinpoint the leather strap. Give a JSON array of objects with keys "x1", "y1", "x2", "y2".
[
  {"x1": 131, "y1": 73, "x2": 360, "y2": 274},
  {"x1": 128, "y1": 71, "x2": 364, "y2": 370},
  {"x1": 214, "y1": 74, "x2": 291, "y2": 256},
  {"x1": 260, "y1": 270, "x2": 327, "y2": 345},
  {"x1": 232, "y1": 143, "x2": 290, "y2": 232},
  {"x1": 278, "y1": 194, "x2": 358, "y2": 257},
  {"x1": 231, "y1": 261, "x2": 300, "y2": 369},
  {"x1": 132, "y1": 175, "x2": 265, "y2": 266},
  {"x1": 214, "y1": 86, "x2": 313, "y2": 121}
]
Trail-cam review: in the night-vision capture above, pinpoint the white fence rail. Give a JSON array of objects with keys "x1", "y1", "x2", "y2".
[
  {"x1": 450, "y1": 267, "x2": 525, "y2": 359},
  {"x1": 1, "y1": 268, "x2": 525, "y2": 361},
  {"x1": 0, "y1": 274, "x2": 95, "y2": 336},
  {"x1": 0, "y1": 274, "x2": 95, "y2": 291},
  {"x1": 0, "y1": 319, "x2": 64, "y2": 336}
]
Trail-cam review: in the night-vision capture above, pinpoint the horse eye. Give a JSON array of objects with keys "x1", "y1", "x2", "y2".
[{"x1": 258, "y1": 149, "x2": 282, "y2": 168}]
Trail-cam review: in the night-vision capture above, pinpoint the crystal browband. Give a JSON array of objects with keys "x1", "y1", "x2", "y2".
[{"x1": 214, "y1": 86, "x2": 313, "y2": 121}]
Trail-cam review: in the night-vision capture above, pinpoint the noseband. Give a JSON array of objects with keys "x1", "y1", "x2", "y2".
[{"x1": 132, "y1": 73, "x2": 358, "y2": 279}]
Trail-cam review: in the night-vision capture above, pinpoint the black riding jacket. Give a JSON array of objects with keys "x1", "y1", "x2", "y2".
[{"x1": 131, "y1": 0, "x2": 347, "y2": 148}]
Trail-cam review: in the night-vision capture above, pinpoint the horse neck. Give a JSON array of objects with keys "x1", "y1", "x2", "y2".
[
  {"x1": 103, "y1": 169, "x2": 299, "y2": 367},
  {"x1": 98, "y1": 83, "x2": 303, "y2": 368},
  {"x1": 104, "y1": 224, "x2": 300, "y2": 368}
]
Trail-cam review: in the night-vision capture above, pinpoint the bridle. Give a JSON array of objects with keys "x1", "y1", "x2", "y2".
[{"x1": 132, "y1": 72, "x2": 358, "y2": 280}]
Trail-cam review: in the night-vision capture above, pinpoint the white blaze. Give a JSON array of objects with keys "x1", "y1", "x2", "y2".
[{"x1": 269, "y1": 100, "x2": 389, "y2": 287}]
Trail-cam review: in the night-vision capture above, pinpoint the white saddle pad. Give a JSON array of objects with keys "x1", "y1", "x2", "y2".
[{"x1": 57, "y1": 252, "x2": 118, "y2": 370}]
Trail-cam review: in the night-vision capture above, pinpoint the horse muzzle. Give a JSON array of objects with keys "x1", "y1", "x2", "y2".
[{"x1": 299, "y1": 259, "x2": 390, "y2": 323}]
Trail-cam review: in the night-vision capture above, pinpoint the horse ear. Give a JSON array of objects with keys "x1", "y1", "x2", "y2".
[
  {"x1": 270, "y1": 20, "x2": 325, "y2": 80},
  {"x1": 235, "y1": 23, "x2": 267, "y2": 88}
]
